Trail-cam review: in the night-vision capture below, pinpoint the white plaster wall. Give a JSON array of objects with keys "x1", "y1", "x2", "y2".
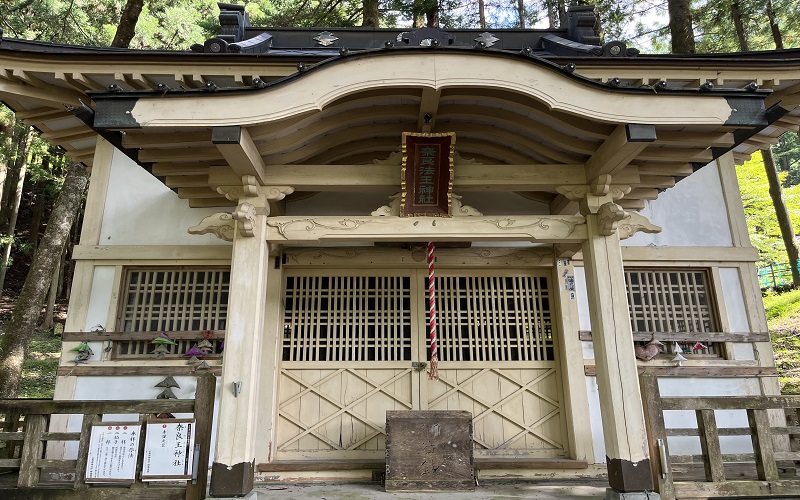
[
  {"x1": 719, "y1": 267, "x2": 756, "y2": 360},
  {"x1": 624, "y1": 161, "x2": 733, "y2": 247},
  {"x1": 72, "y1": 266, "x2": 116, "y2": 364},
  {"x1": 586, "y1": 377, "x2": 762, "y2": 463},
  {"x1": 99, "y1": 149, "x2": 229, "y2": 246},
  {"x1": 64, "y1": 376, "x2": 221, "y2": 464}
]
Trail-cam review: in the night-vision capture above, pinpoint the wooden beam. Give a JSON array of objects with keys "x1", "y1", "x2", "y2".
[
  {"x1": 122, "y1": 130, "x2": 212, "y2": 148},
  {"x1": 636, "y1": 146, "x2": 713, "y2": 162},
  {"x1": 418, "y1": 88, "x2": 441, "y2": 132},
  {"x1": 266, "y1": 215, "x2": 587, "y2": 244},
  {"x1": 15, "y1": 108, "x2": 73, "y2": 122},
  {"x1": 0, "y1": 79, "x2": 83, "y2": 107},
  {"x1": 203, "y1": 163, "x2": 594, "y2": 192},
  {"x1": 177, "y1": 187, "x2": 224, "y2": 199},
  {"x1": 213, "y1": 126, "x2": 268, "y2": 184},
  {"x1": 584, "y1": 124, "x2": 656, "y2": 181},
  {"x1": 654, "y1": 130, "x2": 734, "y2": 147},
  {"x1": 138, "y1": 146, "x2": 222, "y2": 163},
  {"x1": 165, "y1": 175, "x2": 212, "y2": 188},
  {"x1": 41, "y1": 126, "x2": 96, "y2": 142},
  {"x1": 188, "y1": 197, "x2": 235, "y2": 208},
  {"x1": 636, "y1": 162, "x2": 694, "y2": 176},
  {"x1": 151, "y1": 162, "x2": 218, "y2": 176}
]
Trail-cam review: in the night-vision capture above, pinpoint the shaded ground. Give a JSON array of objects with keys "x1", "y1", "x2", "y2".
[{"x1": 0, "y1": 294, "x2": 66, "y2": 398}]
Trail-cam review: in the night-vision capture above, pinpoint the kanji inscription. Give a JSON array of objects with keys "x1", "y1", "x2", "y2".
[{"x1": 401, "y1": 132, "x2": 455, "y2": 217}]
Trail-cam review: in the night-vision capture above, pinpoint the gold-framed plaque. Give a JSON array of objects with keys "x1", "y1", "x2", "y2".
[{"x1": 400, "y1": 132, "x2": 455, "y2": 217}]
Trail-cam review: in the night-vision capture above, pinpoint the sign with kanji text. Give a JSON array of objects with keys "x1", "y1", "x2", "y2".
[
  {"x1": 142, "y1": 419, "x2": 195, "y2": 481},
  {"x1": 400, "y1": 132, "x2": 455, "y2": 217},
  {"x1": 85, "y1": 422, "x2": 141, "y2": 483}
]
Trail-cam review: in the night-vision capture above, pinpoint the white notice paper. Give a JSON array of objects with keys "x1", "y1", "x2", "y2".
[
  {"x1": 85, "y1": 422, "x2": 141, "y2": 483},
  {"x1": 142, "y1": 419, "x2": 195, "y2": 481}
]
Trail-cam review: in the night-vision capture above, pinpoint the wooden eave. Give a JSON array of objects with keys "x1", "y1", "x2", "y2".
[{"x1": 1, "y1": 41, "x2": 800, "y2": 211}]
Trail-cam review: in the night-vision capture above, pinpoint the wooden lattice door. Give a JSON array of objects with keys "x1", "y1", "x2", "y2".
[{"x1": 274, "y1": 268, "x2": 567, "y2": 461}]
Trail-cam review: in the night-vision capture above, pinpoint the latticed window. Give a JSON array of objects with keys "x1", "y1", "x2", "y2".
[
  {"x1": 283, "y1": 275, "x2": 413, "y2": 362},
  {"x1": 116, "y1": 268, "x2": 230, "y2": 358},
  {"x1": 430, "y1": 275, "x2": 553, "y2": 362},
  {"x1": 625, "y1": 268, "x2": 719, "y2": 355}
]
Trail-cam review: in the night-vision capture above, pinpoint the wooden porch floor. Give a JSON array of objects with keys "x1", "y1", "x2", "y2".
[{"x1": 247, "y1": 479, "x2": 610, "y2": 499}]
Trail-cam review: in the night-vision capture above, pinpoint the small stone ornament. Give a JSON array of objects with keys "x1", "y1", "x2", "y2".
[{"x1": 70, "y1": 341, "x2": 94, "y2": 364}]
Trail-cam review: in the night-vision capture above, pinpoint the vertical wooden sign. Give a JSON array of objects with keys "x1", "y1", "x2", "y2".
[{"x1": 400, "y1": 132, "x2": 455, "y2": 217}]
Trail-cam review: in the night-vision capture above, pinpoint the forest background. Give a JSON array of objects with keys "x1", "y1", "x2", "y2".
[{"x1": 1, "y1": 0, "x2": 800, "y2": 396}]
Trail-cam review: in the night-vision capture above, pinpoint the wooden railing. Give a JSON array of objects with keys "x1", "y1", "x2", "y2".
[
  {"x1": 0, "y1": 373, "x2": 216, "y2": 500},
  {"x1": 641, "y1": 374, "x2": 800, "y2": 500}
]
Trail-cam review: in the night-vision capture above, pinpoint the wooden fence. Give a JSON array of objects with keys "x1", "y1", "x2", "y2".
[
  {"x1": 0, "y1": 373, "x2": 216, "y2": 500},
  {"x1": 641, "y1": 374, "x2": 800, "y2": 499}
]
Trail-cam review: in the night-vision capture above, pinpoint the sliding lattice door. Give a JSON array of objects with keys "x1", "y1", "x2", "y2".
[{"x1": 275, "y1": 268, "x2": 566, "y2": 460}]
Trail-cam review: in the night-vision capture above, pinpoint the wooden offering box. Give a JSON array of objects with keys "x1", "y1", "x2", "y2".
[{"x1": 385, "y1": 410, "x2": 474, "y2": 492}]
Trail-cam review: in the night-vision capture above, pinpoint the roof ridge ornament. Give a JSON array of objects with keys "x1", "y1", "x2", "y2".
[{"x1": 401, "y1": 27, "x2": 456, "y2": 47}]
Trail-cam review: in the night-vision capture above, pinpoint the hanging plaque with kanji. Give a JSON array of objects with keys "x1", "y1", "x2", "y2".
[{"x1": 400, "y1": 132, "x2": 455, "y2": 217}]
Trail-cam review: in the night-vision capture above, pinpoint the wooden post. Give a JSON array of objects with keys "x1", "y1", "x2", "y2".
[
  {"x1": 551, "y1": 256, "x2": 594, "y2": 461},
  {"x1": 696, "y1": 409, "x2": 725, "y2": 482},
  {"x1": 73, "y1": 414, "x2": 99, "y2": 489},
  {"x1": 210, "y1": 184, "x2": 291, "y2": 497},
  {"x1": 18, "y1": 414, "x2": 47, "y2": 488},
  {"x1": 748, "y1": 408, "x2": 779, "y2": 481},
  {"x1": 580, "y1": 194, "x2": 655, "y2": 497},
  {"x1": 640, "y1": 375, "x2": 673, "y2": 500},
  {"x1": 186, "y1": 373, "x2": 216, "y2": 500}
]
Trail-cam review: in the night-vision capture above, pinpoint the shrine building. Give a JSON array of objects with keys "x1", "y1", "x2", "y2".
[{"x1": 1, "y1": 4, "x2": 799, "y2": 498}]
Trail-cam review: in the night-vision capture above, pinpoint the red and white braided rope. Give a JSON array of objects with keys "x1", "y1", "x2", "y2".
[{"x1": 427, "y1": 241, "x2": 439, "y2": 380}]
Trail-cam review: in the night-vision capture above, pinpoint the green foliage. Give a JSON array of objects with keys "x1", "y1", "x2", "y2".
[
  {"x1": 0, "y1": 0, "x2": 217, "y2": 49},
  {"x1": 693, "y1": 0, "x2": 800, "y2": 52},
  {"x1": 736, "y1": 150, "x2": 800, "y2": 265},
  {"x1": 15, "y1": 328, "x2": 61, "y2": 398},
  {"x1": 763, "y1": 288, "x2": 800, "y2": 321}
]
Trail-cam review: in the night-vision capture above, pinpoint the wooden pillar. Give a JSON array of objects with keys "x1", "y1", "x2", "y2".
[
  {"x1": 210, "y1": 185, "x2": 292, "y2": 497},
  {"x1": 580, "y1": 195, "x2": 656, "y2": 498}
]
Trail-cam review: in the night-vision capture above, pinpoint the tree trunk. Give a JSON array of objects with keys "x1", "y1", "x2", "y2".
[
  {"x1": 478, "y1": 0, "x2": 486, "y2": 29},
  {"x1": 0, "y1": 163, "x2": 88, "y2": 398},
  {"x1": 668, "y1": 0, "x2": 696, "y2": 54},
  {"x1": 519, "y1": 0, "x2": 528, "y2": 29},
  {"x1": 0, "y1": 113, "x2": 15, "y2": 213},
  {"x1": 425, "y1": 4, "x2": 439, "y2": 27},
  {"x1": 111, "y1": 0, "x2": 145, "y2": 48},
  {"x1": 0, "y1": 127, "x2": 34, "y2": 293},
  {"x1": 763, "y1": 147, "x2": 800, "y2": 287},
  {"x1": 412, "y1": 0, "x2": 424, "y2": 28},
  {"x1": 766, "y1": 0, "x2": 784, "y2": 49},
  {"x1": 730, "y1": 0, "x2": 748, "y2": 51},
  {"x1": 41, "y1": 256, "x2": 61, "y2": 330},
  {"x1": 0, "y1": 125, "x2": 29, "y2": 231},
  {"x1": 545, "y1": 0, "x2": 558, "y2": 28},
  {"x1": 361, "y1": 0, "x2": 379, "y2": 27},
  {"x1": 557, "y1": 0, "x2": 566, "y2": 27},
  {"x1": 27, "y1": 166, "x2": 48, "y2": 254}
]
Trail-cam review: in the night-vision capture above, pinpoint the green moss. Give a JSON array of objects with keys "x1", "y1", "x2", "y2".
[{"x1": 763, "y1": 288, "x2": 800, "y2": 322}]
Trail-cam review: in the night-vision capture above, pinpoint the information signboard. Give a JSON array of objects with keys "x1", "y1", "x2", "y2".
[
  {"x1": 142, "y1": 418, "x2": 195, "y2": 481},
  {"x1": 85, "y1": 422, "x2": 141, "y2": 483}
]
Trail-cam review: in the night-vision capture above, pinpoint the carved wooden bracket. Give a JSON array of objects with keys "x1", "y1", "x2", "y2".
[
  {"x1": 596, "y1": 202, "x2": 627, "y2": 236},
  {"x1": 232, "y1": 202, "x2": 257, "y2": 237},
  {"x1": 372, "y1": 193, "x2": 481, "y2": 217},
  {"x1": 618, "y1": 212, "x2": 662, "y2": 240},
  {"x1": 556, "y1": 184, "x2": 631, "y2": 202},
  {"x1": 188, "y1": 213, "x2": 235, "y2": 242},
  {"x1": 217, "y1": 175, "x2": 260, "y2": 201}
]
